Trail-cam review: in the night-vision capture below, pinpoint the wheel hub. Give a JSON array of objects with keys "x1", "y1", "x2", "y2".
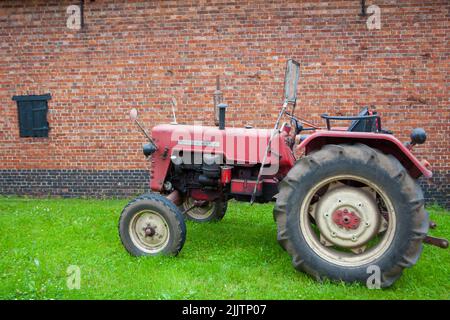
[
  {"x1": 314, "y1": 185, "x2": 381, "y2": 249},
  {"x1": 144, "y1": 225, "x2": 156, "y2": 237},
  {"x1": 332, "y1": 208, "x2": 361, "y2": 230},
  {"x1": 129, "y1": 210, "x2": 170, "y2": 253}
]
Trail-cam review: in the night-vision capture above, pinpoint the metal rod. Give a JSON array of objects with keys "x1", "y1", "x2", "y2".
[
  {"x1": 171, "y1": 97, "x2": 177, "y2": 124},
  {"x1": 321, "y1": 114, "x2": 380, "y2": 121},
  {"x1": 250, "y1": 102, "x2": 288, "y2": 204},
  {"x1": 285, "y1": 112, "x2": 321, "y2": 129},
  {"x1": 181, "y1": 200, "x2": 207, "y2": 214},
  {"x1": 134, "y1": 119, "x2": 157, "y2": 147}
]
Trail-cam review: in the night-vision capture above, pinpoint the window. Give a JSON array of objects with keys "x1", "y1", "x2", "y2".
[{"x1": 12, "y1": 94, "x2": 51, "y2": 138}]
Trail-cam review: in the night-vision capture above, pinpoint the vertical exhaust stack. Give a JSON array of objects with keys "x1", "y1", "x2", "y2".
[
  {"x1": 213, "y1": 75, "x2": 223, "y2": 126},
  {"x1": 218, "y1": 103, "x2": 228, "y2": 130}
]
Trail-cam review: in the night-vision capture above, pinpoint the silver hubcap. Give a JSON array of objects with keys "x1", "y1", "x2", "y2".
[
  {"x1": 301, "y1": 175, "x2": 396, "y2": 266},
  {"x1": 129, "y1": 210, "x2": 170, "y2": 253}
]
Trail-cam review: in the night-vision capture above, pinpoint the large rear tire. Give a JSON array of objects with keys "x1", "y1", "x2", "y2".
[
  {"x1": 274, "y1": 143, "x2": 428, "y2": 287},
  {"x1": 119, "y1": 193, "x2": 186, "y2": 256}
]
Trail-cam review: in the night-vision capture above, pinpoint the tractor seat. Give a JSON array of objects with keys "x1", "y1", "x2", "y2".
[
  {"x1": 347, "y1": 107, "x2": 377, "y2": 132},
  {"x1": 321, "y1": 107, "x2": 390, "y2": 133}
]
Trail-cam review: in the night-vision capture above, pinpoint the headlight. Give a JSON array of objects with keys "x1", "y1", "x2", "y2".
[
  {"x1": 410, "y1": 128, "x2": 427, "y2": 145},
  {"x1": 143, "y1": 143, "x2": 157, "y2": 157}
]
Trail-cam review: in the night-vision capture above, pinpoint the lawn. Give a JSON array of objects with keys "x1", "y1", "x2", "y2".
[{"x1": 0, "y1": 196, "x2": 448, "y2": 300}]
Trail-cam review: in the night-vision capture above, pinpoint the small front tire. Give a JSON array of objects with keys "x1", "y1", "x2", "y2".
[{"x1": 119, "y1": 193, "x2": 186, "y2": 256}]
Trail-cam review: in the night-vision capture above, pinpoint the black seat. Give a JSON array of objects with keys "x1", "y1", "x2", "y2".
[{"x1": 347, "y1": 107, "x2": 377, "y2": 132}]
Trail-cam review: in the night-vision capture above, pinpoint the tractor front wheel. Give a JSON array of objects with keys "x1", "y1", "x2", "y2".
[
  {"x1": 274, "y1": 143, "x2": 428, "y2": 287},
  {"x1": 119, "y1": 193, "x2": 186, "y2": 256}
]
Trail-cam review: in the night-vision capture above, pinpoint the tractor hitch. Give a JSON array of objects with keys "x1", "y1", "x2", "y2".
[
  {"x1": 422, "y1": 219, "x2": 448, "y2": 249},
  {"x1": 423, "y1": 235, "x2": 449, "y2": 249}
]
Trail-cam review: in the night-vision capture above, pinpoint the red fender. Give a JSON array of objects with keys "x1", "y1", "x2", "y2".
[{"x1": 297, "y1": 130, "x2": 432, "y2": 179}]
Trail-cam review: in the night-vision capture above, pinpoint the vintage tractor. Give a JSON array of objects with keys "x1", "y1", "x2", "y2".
[{"x1": 119, "y1": 60, "x2": 447, "y2": 287}]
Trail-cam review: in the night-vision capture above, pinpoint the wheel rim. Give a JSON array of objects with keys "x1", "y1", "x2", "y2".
[
  {"x1": 182, "y1": 198, "x2": 215, "y2": 220},
  {"x1": 129, "y1": 210, "x2": 170, "y2": 253},
  {"x1": 300, "y1": 175, "x2": 396, "y2": 267}
]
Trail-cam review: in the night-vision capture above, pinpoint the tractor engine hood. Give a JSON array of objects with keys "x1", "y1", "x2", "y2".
[
  {"x1": 151, "y1": 124, "x2": 289, "y2": 165},
  {"x1": 148, "y1": 124, "x2": 296, "y2": 192}
]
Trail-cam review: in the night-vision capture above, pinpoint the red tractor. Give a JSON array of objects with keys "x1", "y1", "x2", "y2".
[{"x1": 119, "y1": 60, "x2": 447, "y2": 287}]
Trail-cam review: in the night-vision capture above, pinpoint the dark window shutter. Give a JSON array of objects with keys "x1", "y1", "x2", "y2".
[
  {"x1": 13, "y1": 94, "x2": 51, "y2": 138},
  {"x1": 18, "y1": 101, "x2": 34, "y2": 137},
  {"x1": 31, "y1": 100, "x2": 49, "y2": 137}
]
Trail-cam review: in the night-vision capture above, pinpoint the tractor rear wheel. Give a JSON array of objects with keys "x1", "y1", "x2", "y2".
[
  {"x1": 180, "y1": 198, "x2": 227, "y2": 222},
  {"x1": 273, "y1": 143, "x2": 428, "y2": 287},
  {"x1": 119, "y1": 193, "x2": 186, "y2": 256}
]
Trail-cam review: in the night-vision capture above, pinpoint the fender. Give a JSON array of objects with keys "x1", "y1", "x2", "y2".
[{"x1": 297, "y1": 130, "x2": 432, "y2": 179}]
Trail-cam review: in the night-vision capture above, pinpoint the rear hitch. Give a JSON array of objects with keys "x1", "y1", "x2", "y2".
[
  {"x1": 423, "y1": 218, "x2": 448, "y2": 249},
  {"x1": 423, "y1": 235, "x2": 449, "y2": 249}
]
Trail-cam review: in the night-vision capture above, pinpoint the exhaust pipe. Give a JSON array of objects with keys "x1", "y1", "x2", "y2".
[{"x1": 218, "y1": 103, "x2": 228, "y2": 130}]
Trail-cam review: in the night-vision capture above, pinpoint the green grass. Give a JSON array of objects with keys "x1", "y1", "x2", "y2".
[{"x1": 0, "y1": 196, "x2": 448, "y2": 300}]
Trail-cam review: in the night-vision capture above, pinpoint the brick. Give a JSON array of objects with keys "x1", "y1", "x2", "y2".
[{"x1": 0, "y1": 0, "x2": 448, "y2": 207}]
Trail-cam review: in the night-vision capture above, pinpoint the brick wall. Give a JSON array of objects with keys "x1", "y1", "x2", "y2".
[
  {"x1": 0, "y1": 0, "x2": 448, "y2": 207},
  {"x1": 0, "y1": 169, "x2": 149, "y2": 198}
]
